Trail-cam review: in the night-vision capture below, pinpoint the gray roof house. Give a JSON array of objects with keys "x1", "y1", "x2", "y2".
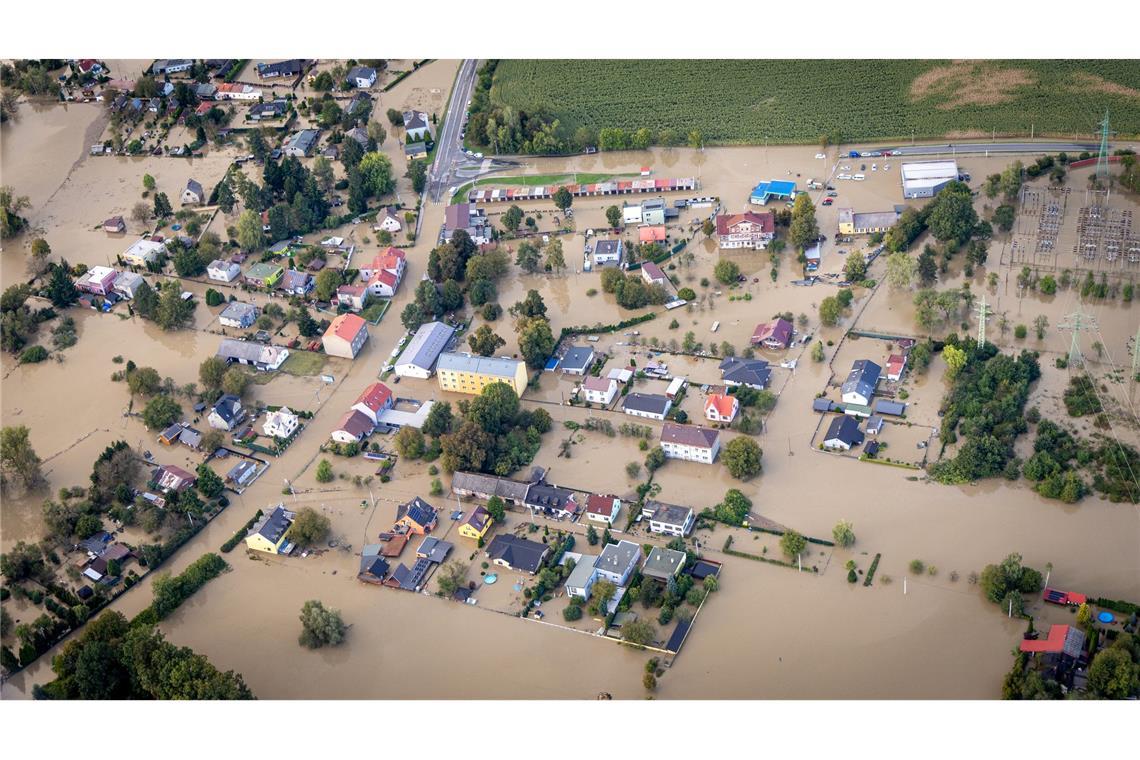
[
  {"x1": 246, "y1": 505, "x2": 295, "y2": 555},
  {"x1": 524, "y1": 482, "x2": 580, "y2": 519},
  {"x1": 872, "y1": 399, "x2": 907, "y2": 417},
  {"x1": 564, "y1": 554, "x2": 598, "y2": 599},
  {"x1": 841, "y1": 359, "x2": 881, "y2": 406},
  {"x1": 283, "y1": 129, "x2": 320, "y2": 157},
  {"x1": 450, "y1": 471, "x2": 534, "y2": 504},
  {"x1": 208, "y1": 394, "x2": 246, "y2": 431},
  {"x1": 824, "y1": 414, "x2": 864, "y2": 450},
  {"x1": 642, "y1": 547, "x2": 687, "y2": 582},
  {"x1": 347, "y1": 65, "x2": 377, "y2": 88},
  {"x1": 346, "y1": 126, "x2": 369, "y2": 148},
  {"x1": 560, "y1": 346, "x2": 595, "y2": 375},
  {"x1": 719, "y1": 357, "x2": 772, "y2": 389},
  {"x1": 487, "y1": 534, "x2": 549, "y2": 574},
  {"x1": 593, "y1": 239, "x2": 624, "y2": 267},
  {"x1": 415, "y1": 536, "x2": 453, "y2": 564},
  {"x1": 622, "y1": 392, "x2": 672, "y2": 420},
  {"x1": 594, "y1": 540, "x2": 641, "y2": 586},
  {"x1": 218, "y1": 301, "x2": 259, "y2": 328},
  {"x1": 642, "y1": 501, "x2": 695, "y2": 537},
  {"x1": 181, "y1": 179, "x2": 204, "y2": 205},
  {"x1": 394, "y1": 321, "x2": 456, "y2": 378}
]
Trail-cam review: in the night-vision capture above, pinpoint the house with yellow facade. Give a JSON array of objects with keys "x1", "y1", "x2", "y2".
[
  {"x1": 837, "y1": 207, "x2": 902, "y2": 236},
  {"x1": 458, "y1": 505, "x2": 492, "y2": 541},
  {"x1": 435, "y1": 352, "x2": 528, "y2": 396},
  {"x1": 244, "y1": 504, "x2": 296, "y2": 555}
]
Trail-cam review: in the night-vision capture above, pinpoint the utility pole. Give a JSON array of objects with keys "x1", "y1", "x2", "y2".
[
  {"x1": 1095, "y1": 110, "x2": 1115, "y2": 183},
  {"x1": 976, "y1": 294, "x2": 992, "y2": 346},
  {"x1": 1130, "y1": 323, "x2": 1140, "y2": 378},
  {"x1": 1059, "y1": 305, "x2": 1099, "y2": 367}
]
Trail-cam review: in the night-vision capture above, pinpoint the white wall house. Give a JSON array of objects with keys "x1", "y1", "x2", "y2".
[
  {"x1": 581, "y1": 376, "x2": 618, "y2": 406},
  {"x1": 263, "y1": 407, "x2": 300, "y2": 439},
  {"x1": 207, "y1": 259, "x2": 241, "y2": 283},
  {"x1": 660, "y1": 423, "x2": 721, "y2": 464}
]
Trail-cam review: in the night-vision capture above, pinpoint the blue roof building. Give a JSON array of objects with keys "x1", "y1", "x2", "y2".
[
  {"x1": 749, "y1": 180, "x2": 797, "y2": 205},
  {"x1": 841, "y1": 360, "x2": 881, "y2": 406}
]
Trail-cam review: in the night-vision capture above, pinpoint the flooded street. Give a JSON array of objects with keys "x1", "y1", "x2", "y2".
[{"x1": 3, "y1": 61, "x2": 1139, "y2": 700}]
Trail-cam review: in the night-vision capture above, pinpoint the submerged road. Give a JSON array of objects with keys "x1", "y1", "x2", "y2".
[
  {"x1": 849, "y1": 141, "x2": 1104, "y2": 158},
  {"x1": 428, "y1": 58, "x2": 479, "y2": 202}
]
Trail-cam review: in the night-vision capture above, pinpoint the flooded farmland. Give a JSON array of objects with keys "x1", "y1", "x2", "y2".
[{"x1": 3, "y1": 60, "x2": 1139, "y2": 700}]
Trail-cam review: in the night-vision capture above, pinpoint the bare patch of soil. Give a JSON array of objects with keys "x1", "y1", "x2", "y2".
[
  {"x1": 910, "y1": 61, "x2": 1035, "y2": 110},
  {"x1": 1067, "y1": 72, "x2": 1140, "y2": 100}
]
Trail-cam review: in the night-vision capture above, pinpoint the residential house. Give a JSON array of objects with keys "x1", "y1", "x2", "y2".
[
  {"x1": 594, "y1": 540, "x2": 641, "y2": 586},
  {"x1": 443, "y1": 204, "x2": 491, "y2": 245},
  {"x1": 256, "y1": 59, "x2": 306, "y2": 79},
  {"x1": 458, "y1": 505, "x2": 493, "y2": 541},
  {"x1": 1018, "y1": 624, "x2": 1086, "y2": 659},
  {"x1": 159, "y1": 423, "x2": 183, "y2": 446},
  {"x1": 660, "y1": 422, "x2": 721, "y2": 464},
  {"x1": 374, "y1": 208, "x2": 403, "y2": 233},
  {"x1": 346, "y1": 91, "x2": 372, "y2": 117},
  {"x1": 704, "y1": 393, "x2": 739, "y2": 424},
  {"x1": 642, "y1": 547, "x2": 686, "y2": 583},
  {"x1": 395, "y1": 321, "x2": 456, "y2": 378},
  {"x1": 218, "y1": 301, "x2": 259, "y2": 329},
  {"x1": 804, "y1": 241, "x2": 822, "y2": 272},
  {"x1": 560, "y1": 346, "x2": 595, "y2": 376},
  {"x1": 247, "y1": 100, "x2": 288, "y2": 121},
  {"x1": 360, "y1": 247, "x2": 406, "y2": 298},
  {"x1": 841, "y1": 359, "x2": 881, "y2": 406},
  {"x1": 487, "y1": 534, "x2": 548, "y2": 574},
  {"x1": 322, "y1": 313, "x2": 369, "y2": 359},
  {"x1": 208, "y1": 394, "x2": 246, "y2": 431},
  {"x1": 865, "y1": 415, "x2": 884, "y2": 437},
  {"x1": 177, "y1": 427, "x2": 202, "y2": 450},
  {"x1": 327, "y1": 407, "x2": 373, "y2": 443},
  {"x1": 416, "y1": 536, "x2": 453, "y2": 564},
  {"x1": 640, "y1": 261, "x2": 667, "y2": 286},
  {"x1": 347, "y1": 65, "x2": 377, "y2": 88},
  {"x1": 396, "y1": 497, "x2": 438, "y2": 535},
  {"x1": 665, "y1": 376, "x2": 687, "y2": 400},
  {"x1": 153, "y1": 464, "x2": 196, "y2": 493},
  {"x1": 564, "y1": 555, "x2": 598, "y2": 599},
  {"x1": 76, "y1": 59, "x2": 103, "y2": 76},
  {"x1": 244, "y1": 505, "x2": 296, "y2": 555},
  {"x1": 592, "y1": 239, "x2": 623, "y2": 268},
  {"x1": 195, "y1": 82, "x2": 217, "y2": 100},
  {"x1": 121, "y1": 238, "x2": 166, "y2": 268},
  {"x1": 585, "y1": 494, "x2": 621, "y2": 525},
  {"x1": 181, "y1": 179, "x2": 204, "y2": 205},
  {"x1": 351, "y1": 382, "x2": 394, "y2": 425},
  {"x1": 643, "y1": 501, "x2": 695, "y2": 537},
  {"x1": 402, "y1": 110, "x2": 431, "y2": 141},
  {"x1": 622, "y1": 392, "x2": 672, "y2": 421},
  {"x1": 77, "y1": 266, "x2": 118, "y2": 297},
  {"x1": 216, "y1": 339, "x2": 289, "y2": 371},
  {"x1": 450, "y1": 470, "x2": 535, "y2": 505},
  {"x1": 525, "y1": 482, "x2": 580, "y2": 520},
  {"x1": 346, "y1": 126, "x2": 369, "y2": 148},
  {"x1": 112, "y1": 271, "x2": 145, "y2": 300},
  {"x1": 719, "y1": 357, "x2": 772, "y2": 389},
  {"x1": 622, "y1": 203, "x2": 642, "y2": 224},
  {"x1": 334, "y1": 284, "x2": 370, "y2": 312},
  {"x1": 886, "y1": 353, "x2": 907, "y2": 382},
  {"x1": 104, "y1": 216, "x2": 126, "y2": 233},
  {"x1": 823, "y1": 414, "x2": 864, "y2": 451},
  {"x1": 358, "y1": 555, "x2": 390, "y2": 585},
  {"x1": 244, "y1": 262, "x2": 284, "y2": 289},
  {"x1": 751, "y1": 318, "x2": 793, "y2": 349},
  {"x1": 283, "y1": 129, "x2": 320, "y2": 157},
  {"x1": 207, "y1": 259, "x2": 241, "y2": 282},
  {"x1": 436, "y1": 352, "x2": 528, "y2": 396},
  {"x1": 641, "y1": 198, "x2": 667, "y2": 226},
  {"x1": 152, "y1": 59, "x2": 193, "y2": 75},
  {"x1": 716, "y1": 211, "x2": 775, "y2": 249},
  {"x1": 837, "y1": 208, "x2": 902, "y2": 235},
  {"x1": 216, "y1": 83, "x2": 263, "y2": 101},
  {"x1": 581, "y1": 375, "x2": 618, "y2": 406},
  {"x1": 263, "y1": 407, "x2": 300, "y2": 439},
  {"x1": 404, "y1": 142, "x2": 428, "y2": 161},
  {"x1": 638, "y1": 226, "x2": 667, "y2": 245},
  {"x1": 276, "y1": 269, "x2": 311, "y2": 297}
]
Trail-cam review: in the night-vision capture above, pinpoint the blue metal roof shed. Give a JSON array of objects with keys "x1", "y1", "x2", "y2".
[
  {"x1": 749, "y1": 180, "x2": 797, "y2": 205},
  {"x1": 873, "y1": 399, "x2": 907, "y2": 417}
]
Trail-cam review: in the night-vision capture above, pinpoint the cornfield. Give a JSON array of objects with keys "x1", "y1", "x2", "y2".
[{"x1": 492, "y1": 60, "x2": 1140, "y2": 145}]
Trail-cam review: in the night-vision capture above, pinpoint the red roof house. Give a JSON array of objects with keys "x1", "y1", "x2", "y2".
[
  {"x1": 638, "y1": 225, "x2": 667, "y2": 244},
  {"x1": 886, "y1": 353, "x2": 907, "y2": 381},
  {"x1": 585, "y1": 494, "x2": 621, "y2": 525},
  {"x1": 750, "y1": 318, "x2": 794, "y2": 349},
  {"x1": 715, "y1": 211, "x2": 775, "y2": 250},
  {"x1": 352, "y1": 382, "x2": 394, "y2": 424},
  {"x1": 1019, "y1": 624, "x2": 1086, "y2": 658},
  {"x1": 640, "y1": 261, "x2": 667, "y2": 285},
  {"x1": 704, "y1": 393, "x2": 740, "y2": 424}
]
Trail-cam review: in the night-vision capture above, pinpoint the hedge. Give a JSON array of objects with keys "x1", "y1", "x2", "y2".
[
  {"x1": 131, "y1": 552, "x2": 230, "y2": 627},
  {"x1": 560, "y1": 311, "x2": 656, "y2": 338},
  {"x1": 221, "y1": 508, "x2": 264, "y2": 553},
  {"x1": 863, "y1": 553, "x2": 882, "y2": 587},
  {"x1": 1094, "y1": 597, "x2": 1140, "y2": 616}
]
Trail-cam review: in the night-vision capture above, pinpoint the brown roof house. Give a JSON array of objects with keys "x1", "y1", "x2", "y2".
[{"x1": 659, "y1": 422, "x2": 721, "y2": 465}]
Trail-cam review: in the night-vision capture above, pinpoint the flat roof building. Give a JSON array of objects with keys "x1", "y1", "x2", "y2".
[
  {"x1": 436, "y1": 352, "x2": 528, "y2": 396},
  {"x1": 901, "y1": 160, "x2": 959, "y2": 199}
]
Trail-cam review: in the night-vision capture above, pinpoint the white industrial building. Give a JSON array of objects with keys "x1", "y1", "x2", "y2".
[{"x1": 900, "y1": 160, "x2": 959, "y2": 199}]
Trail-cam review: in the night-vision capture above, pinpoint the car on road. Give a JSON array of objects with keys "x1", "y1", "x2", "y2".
[
  {"x1": 474, "y1": 152, "x2": 483, "y2": 159},
  {"x1": 826, "y1": 185, "x2": 836, "y2": 190},
  {"x1": 822, "y1": 198, "x2": 833, "y2": 206},
  {"x1": 871, "y1": 163, "x2": 877, "y2": 171},
  {"x1": 826, "y1": 191, "x2": 838, "y2": 197},
  {"x1": 860, "y1": 164, "x2": 866, "y2": 171},
  {"x1": 871, "y1": 151, "x2": 883, "y2": 157},
  {"x1": 448, "y1": 186, "x2": 458, "y2": 196},
  {"x1": 859, "y1": 151, "x2": 872, "y2": 157}
]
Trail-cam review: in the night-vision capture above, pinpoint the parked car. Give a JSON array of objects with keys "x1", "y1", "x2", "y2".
[
  {"x1": 822, "y1": 198, "x2": 833, "y2": 206},
  {"x1": 827, "y1": 191, "x2": 838, "y2": 197}
]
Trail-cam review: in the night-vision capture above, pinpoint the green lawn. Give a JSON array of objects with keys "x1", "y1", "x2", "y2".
[
  {"x1": 361, "y1": 299, "x2": 390, "y2": 324},
  {"x1": 279, "y1": 350, "x2": 328, "y2": 377},
  {"x1": 491, "y1": 60, "x2": 1140, "y2": 145}
]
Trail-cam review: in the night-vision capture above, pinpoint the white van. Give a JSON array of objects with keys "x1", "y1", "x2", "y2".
[
  {"x1": 837, "y1": 174, "x2": 852, "y2": 180},
  {"x1": 711, "y1": 321, "x2": 720, "y2": 333},
  {"x1": 853, "y1": 174, "x2": 866, "y2": 181}
]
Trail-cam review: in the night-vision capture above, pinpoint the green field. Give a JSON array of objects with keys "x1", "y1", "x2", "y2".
[{"x1": 491, "y1": 60, "x2": 1140, "y2": 145}]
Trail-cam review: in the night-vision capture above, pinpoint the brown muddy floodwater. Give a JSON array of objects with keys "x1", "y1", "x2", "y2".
[{"x1": 3, "y1": 70, "x2": 1139, "y2": 699}]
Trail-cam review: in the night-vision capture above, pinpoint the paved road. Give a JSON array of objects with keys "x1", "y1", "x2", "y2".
[
  {"x1": 848, "y1": 141, "x2": 1103, "y2": 158},
  {"x1": 428, "y1": 58, "x2": 479, "y2": 202}
]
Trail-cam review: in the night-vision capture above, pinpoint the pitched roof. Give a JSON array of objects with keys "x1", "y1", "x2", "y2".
[
  {"x1": 640, "y1": 262, "x2": 666, "y2": 280},
  {"x1": 622, "y1": 392, "x2": 671, "y2": 415},
  {"x1": 585, "y1": 494, "x2": 620, "y2": 518},
  {"x1": 841, "y1": 359, "x2": 881, "y2": 400},
  {"x1": 402, "y1": 109, "x2": 428, "y2": 130},
  {"x1": 886, "y1": 353, "x2": 907, "y2": 375},
  {"x1": 211, "y1": 394, "x2": 243, "y2": 425},
  {"x1": 561, "y1": 346, "x2": 594, "y2": 371},
  {"x1": 525, "y1": 483, "x2": 579, "y2": 513},
  {"x1": 639, "y1": 226, "x2": 667, "y2": 243},
  {"x1": 825, "y1": 415, "x2": 864, "y2": 446},
  {"x1": 326, "y1": 313, "x2": 367, "y2": 342},
  {"x1": 487, "y1": 534, "x2": 548, "y2": 573},
  {"x1": 1019, "y1": 624, "x2": 1085, "y2": 657},
  {"x1": 751, "y1": 318, "x2": 793, "y2": 346},
  {"x1": 450, "y1": 471, "x2": 532, "y2": 502},
  {"x1": 660, "y1": 422, "x2": 720, "y2": 449},
  {"x1": 582, "y1": 375, "x2": 616, "y2": 393},
  {"x1": 436, "y1": 352, "x2": 522, "y2": 379},
  {"x1": 396, "y1": 321, "x2": 456, "y2": 371},
  {"x1": 704, "y1": 393, "x2": 737, "y2": 419},
  {"x1": 354, "y1": 382, "x2": 393, "y2": 413},
  {"x1": 398, "y1": 496, "x2": 438, "y2": 528},
  {"x1": 716, "y1": 211, "x2": 775, "y2": 235},
  {"x1": 416, "y1": 536, "x2": 452, "y2": 563},
  {"x1": 596, "y1": 540, "x2": 640, "y2": 577},
  {"x1": 719, "y1": 357, "x2": 772, "y2": 387},
  {"x1": 250, "y1": 504, "x2": 293, "y2": 544},
  {"x1": 185, "y1": 179, "x2": 204, "y2": 197},
  {"x1": 219, "y1": 301, "x2": 257, "y2": 322},
  {"x1": 462, "y1": 505, "x2": 492, "y2": 533},
  {"x1": 334, "y1": 409, "x2": 373, "y2": 438}
]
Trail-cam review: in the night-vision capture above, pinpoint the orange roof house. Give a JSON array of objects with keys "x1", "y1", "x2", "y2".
[
  {"x1": 639, "y1": 225, "x2": 667, "y2": 243},
  {"x1": 704, "y1": 393, "x2": 740, "y2": 423},
  {"x1": 322, "y1": 313, "x2": 369, "y2": 359}
]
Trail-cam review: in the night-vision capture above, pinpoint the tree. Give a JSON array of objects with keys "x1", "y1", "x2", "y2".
[
  {"x1": 127, "y1": 366, "x2": 162, "y2": 396},
  {"x1": 46, "y1": 264, "x2": 79, "y2": 308},
  {"x1": 485, "y1": 495, "x2": 506, "y2": 523},
  {"x1": 221, "y1": 367, "x2": 250, "y2": 397},
  {"x1": 196, "y1": 465, "x2": 224, "y2": 499},
  {"x1": 468, "y1": 324, "x2": 505, "y2": 356},
  {"x1": 544, "y1": 238, "x2": 566, "y2": 272},
  {"x1": 199, "y1": 357, "x2": 227, "y2": 390},
  {"x1": 236, "y1": 209, "x2": 264, "y2": 252},
  {"x1": 1, "y1": 426, "x2": 45, "y2": 490},
  {"x1": 312, "y1": 460, "x2": 336, "y2": 485},
  {"x1": 714, "y1": 259, "x2": 740, "y2": 284},
  {"x1": 1087, "y1": 646, "x2": 1138, "y2": 699},
  {"x1": 702, "y1": 218, "x2": 716, "y2": 238},
  {"x1": 515, "y1": 241, "x2": 541, "y2": 273},
  {"x1": 501, "y1": 205, "x2": 523, "y2": 233},
  {"x1": 394, "y1": 426, "x2": 426, "y2": 458},
  {"x1": 723, "y1": 436, "x2": 762, "y2": 479},
  {"x1": 1033, "y1": 315, "x2": 1049, "y2": 340},
  {"x1": 993, "y1": 205, "x2": 1016, "y2": 233},
  {"x1": 1, "y1": 185, "x2": 31, "y2": 239},
  {"x1": 927, "y1": 185, "x2": 977, "y2": 244},
  {"x1": 715, "y1": 488, "x2": 752, "y2": 523},
  {"x1": 435, "y1": 561, "x2": 468, "y2": 596},
  {"x1": 917, "y1": 246, "x2": 938, "y2": 286},
  {"x1": 29, "y1": 238, "x2": 51, "y2": 275},
  {"x1": 844, "y1": 251, "x2": 867, "y2": 282},
  {"x1": 289, "y1": 507, "x2": 331, "y2": 546},
  {"x1": 605, "y1": 205, "x2": 622, "y2": 228},
  {"x1": 142, "y1": 396, "x2": 181, "y2": 430},
  {"x1": 819, "y1": 296, "x2": 842, "y2": 326},
  {"x1": 622, "y1": 619, "x2": 656, "y2": 646},
  {"x1": 314, "y1": 268, "x2": 342, "y2": 302},
  {"x1": 788, "y1": 193, "x2": 820, "y2": 251},
  {"x1": 358, "y1": 151, "x2": 395, "y2": 197},
  {"x1": 586, "y1": 525, "x2": 599, "y2": 545},
  {"x1": 779, "y1": 529, "x2": 807, "y2": 559},
  {"x1": 593, "y1": 579, "x2": 617, "y2": 611},
  {"x1": 517, "y1": 317, "x2": 555, "y2": 369},
  {"x1": 440, "y1": 280, "x2": 464, "y2": 313},
  {"x1": 142, "y1": 174, "x2": 156, "y2": 191},
  {"x1": 552, "y1": 186, "x2": 573, "y2": 212},
  {"x1": 832, "y1": 520, "x2": 855, "y2": 547},
  {"x1": 152, "y1": 192, "x2": 172, "y2": 219},
  {"x1": 133, "y1": 280, "x2": 158, "y2": 320},
  {"x1": 942, "y1": 344, "x2": 967, "y2": 378},
  {"x1": 405, "y1": 159, "x2": 427, "y2": 194},
  {"x1": 298, "y1": 600, "x2": 346, "y2": 649}
]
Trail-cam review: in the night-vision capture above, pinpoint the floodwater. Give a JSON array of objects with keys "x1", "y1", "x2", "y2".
[{"x1": 3, "y1": 63, "x2": 1139, "y2": 699}]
